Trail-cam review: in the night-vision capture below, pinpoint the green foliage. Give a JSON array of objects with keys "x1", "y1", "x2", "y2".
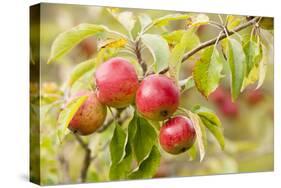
[
  {"x1": 48, "y1": 24, "x2": 105, "y2": 64},
  {"x1": 186, "y1": 110, "x2": 207, "y2": 161},
  {"x1": 193, "y1": 46, "x2": 224, "y2": 98},
  {"x1": 107, "y1": 9, "x2": 136, "y2": 35},
  {"x1": 153, "y1": 14, "x2": 190, "y2": 27},
  {"x1": 109, "y1": 123, "x2": 128, "y2": 164},
  {"x1": 128, "y1": 146, "x2": 161, "y2": 179},
  {"x1": 226, "y1": 38, "x2": 246, "y2": 100},
  {"x1": 241, "y1": 39, "x2": 263, "y2": 90},
  {"x1": 130, "y1": 114, "x2": 158, "y2": 164},
  {"x1": 187, "y1": 14, "x2": 209, "y2": 27},
  {"x1": 57, "y1": 95, "x2": 88, "y2": 142},
  {"x1": 67, "y1": 58, "x2": 96, "y2": 87},
  {"x1": 108, "y1": 113, "x2": 159, "y2": 180},
  {"x1": 243, "y1": 40, "x2": 262, "y2": 76},
  {"x1": 169, "y1": 29, "x2": 200, "y2": 82},
  {"x1": 141, "y1": 34, "x2": 170, "y2": 73},
  {"x1": 179, "y1": 76, "x2": 195, "y2": 93},
  {"x1": 192, "y1": 105, "x2": 224, "y2": 150},
  {"x1": 187, "y1": 144, "x2": 197, "y2": 161},
  {"x1": 45, "y1": 9, "x2": 273, "y2": 183},
  {"x1": 109, "y1": 142, "x2": 133, "y2": 180},
  {"x1": 138, "y1": 14, "x2": 152, "y2": 33}
]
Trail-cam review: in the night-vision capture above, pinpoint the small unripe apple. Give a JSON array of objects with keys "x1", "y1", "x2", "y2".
[
  {"x1": 259, "y1": 17, "x2": 274, "y2": 30},
  {"x1": 136, "y1": 75, "x2": 180, "y2": 121},
  {"x1": 159, "y1": 116, "x2": 196, "y2": 154},
  {"x1": 68, "y1": 91, "x2": 107, "y2": 135},
  {"x1": 95, "y1": 57, "x2": 139, "y2": 108},
  {"x1": 219, "y1": 98, "x2": 238, "y2": 118}
]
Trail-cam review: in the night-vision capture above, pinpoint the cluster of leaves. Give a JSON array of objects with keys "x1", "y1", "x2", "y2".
[{"x1": 46, "y1": 8, "x2": 271, "y2": 180}]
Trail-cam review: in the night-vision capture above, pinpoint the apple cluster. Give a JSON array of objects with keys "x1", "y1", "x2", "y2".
[{"x1": 67, "y1": 57, "x2": 196, "y2": 155}]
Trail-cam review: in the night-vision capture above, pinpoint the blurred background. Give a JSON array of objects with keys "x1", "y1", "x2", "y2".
[{"x1": 30, "y1": 3, "x2": 274, "y2": 185}]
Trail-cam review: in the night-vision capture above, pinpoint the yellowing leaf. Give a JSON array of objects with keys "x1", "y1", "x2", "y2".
[
  {"x1": 193, "y1": 46, "x2": 224, "y2": 98},
  {"x1": 162, "y1": 30, "x2": 186, "y2": 45},
  {"x1": 186, "y1": 110, "x2": 207, "y2": 161},
  {"x1": 57, "y1": 95, "x2": 88, "y2": 142},
  {"x1": 193, "y1": 105, "x2": 224, "y2": 150},
  {"x1": 98, "y1": 38, "x2": 127, "y2": 50}
]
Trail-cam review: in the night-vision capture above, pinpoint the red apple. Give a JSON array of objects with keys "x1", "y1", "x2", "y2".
[
  {"x1": 136, "y1": 75, "x2": 180, "y2": 121},
  {"x1": 68, "y1": 91, "x2": 107, "y2": 135},
  {"x1": 246, "y1": 89, "x2": 264, "y2": 105},
  {"x1": 219, "y1": 98, "x2": 238, "y2": 118},
  {"x1": 95, "y1": 57, "x2": 139, "y2": 108},
  {"x1": 159, "y1": 116, "x2": 196, "y2": 154},
  {"x1": 209, "y1": 87, "x2": 226, "y2": 105}
]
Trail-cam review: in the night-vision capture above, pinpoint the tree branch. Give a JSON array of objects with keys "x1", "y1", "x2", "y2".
[
  {"x1": 73, "y1": 134, "x2": 91, "y2": 182},
  {"x1": 135, "y1": 40, "x2": 147, "y2": 75},
  {"x1": 182, "y1": 16, "x2": 260, "y2": 62},
  {"x1": 159, "y1": 16, "x2": 261, "y2": 74}
]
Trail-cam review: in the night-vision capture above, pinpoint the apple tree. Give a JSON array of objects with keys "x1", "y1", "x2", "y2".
[{"x1": 45, "y1": 9, "x2": 273, "y2": 182}]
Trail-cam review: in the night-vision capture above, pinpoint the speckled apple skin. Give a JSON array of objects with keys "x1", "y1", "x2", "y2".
[
  {"x1": 95, "y1": 58, "x2": 139, "y2": 108},
  {"x1": 68, "y1": 91, "x2": 107, "y2": 135},
  {"x1": 136, "y1": 75, "x2": 180, "y2": 121},
  {"x1": 159, "y1": 116, "x2": 196, "y2": 154}
]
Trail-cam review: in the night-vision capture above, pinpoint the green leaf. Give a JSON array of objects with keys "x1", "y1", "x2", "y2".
[
  {"x1": 131, "y1": 116, "x2": 157, "y2": 164},
  {"x1": 241, "y1": 63, "x2": 260, "y2": 91},
  {"x1": 192, "y1": 105, "x2": 221, "y2": 128},
  {"x1": 243, "y1": 40, "x2": 262, "y2": 76},
  {"x1": 162, "y1": 30, "x2": 186, "y2": 45},
  {"x1": 107, "y1": 9, "x2": 136, "y2": 33},
  {"x1": 187, "y1": 14, "x2": 209, "y2": 27},
  {"x1": 128, "y1": 146, "x2": 160, "y2": 179},
  {"x1": 192, "y1": 105, "x2": 224, "y2": 150},
  {"x1": 141, "y1": 34, "x2": 170, "y2": 73},
  {"x1": 179, "y1": 76, "x2": 195, "y2": 93},
  {"x1": 193, "y1": 46, "x2": 224, "y2": 98},
  {"x1": 187, "y1": 143, "x2": 197, "y2": 161},
  {"x1": 109, "y1": 142, "x2": 133, "y2": 180},
  {"x1": 257, "y1": 44, "x2": 269, "y2": 89},
  {"x1": 57, "y1": 95, "x2": 88, "y2": 142},
  {"x1": 169, "y1": 29, "x2": 200, "y2": 82},
  {"x1": 138, "y1": 14, "x2": 152, "y2": 32},
  {"x1": 48, "y1": 24, "x2": 105, "y2": 64},
  {"x1": 226, "y1": 16, "x2": 242, "y2": 30},
  {"x1": 110, "y1": 123, "x2": 128, "y2": 165},
  {"x1": 227, "y1": 38, "x2": 246, "y2": 100},
  {"x1": 186, "y1": 110, "x2": 207, "y2": 161},
  {"x1": 67, "y1": 59, "x2": 96, "y2": 87},
  {"x1": 153, "y1": 14, "x2": 190, "y2": 27},
  {"x1": 241, "y1": 40, "x2": 262, "y2": 90}
]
